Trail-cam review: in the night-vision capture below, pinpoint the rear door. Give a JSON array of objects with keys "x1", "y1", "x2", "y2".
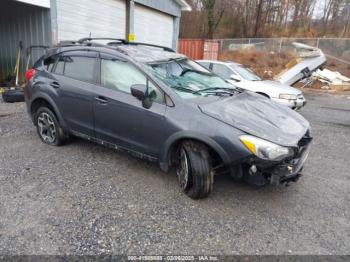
[
  {"x1": 51, "y1": 50, "x2": 98, "y2": 136},
  {"x1": 93, "y1": 53, "x2": 167, "y2": 157}
]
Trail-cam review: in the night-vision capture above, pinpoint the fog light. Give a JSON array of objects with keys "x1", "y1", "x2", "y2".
[{"x1": 249, "y1": 165, "x2": 257, "y2": 175}]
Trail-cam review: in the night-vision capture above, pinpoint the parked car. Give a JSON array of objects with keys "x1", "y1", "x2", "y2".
[
  {"x1": 25, "y1": 38, "x2": 312, "y2": 199},
  {"x1": 197, "y1": 60, "x2": 306, "y2": 110}
]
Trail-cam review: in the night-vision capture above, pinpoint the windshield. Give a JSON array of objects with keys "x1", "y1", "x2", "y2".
[
  {"x1": 146, "y1": 58, "x2": 236, "y2": 99},
  {"x1": 230, "y1": 65, "x2": 262, "y2": 81}
]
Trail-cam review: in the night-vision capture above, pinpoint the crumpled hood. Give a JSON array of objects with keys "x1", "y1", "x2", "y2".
[{"x1": 198, "y1": 92, "x2": 310, "y2": 147}]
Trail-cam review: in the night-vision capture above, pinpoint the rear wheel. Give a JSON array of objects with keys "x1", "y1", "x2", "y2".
[
  {"x1": 34, "y1": 107, "x2": 67, "y2": 146},
  {"x1": 176, "y1": 141, "x2": 214, "y2": 199}
]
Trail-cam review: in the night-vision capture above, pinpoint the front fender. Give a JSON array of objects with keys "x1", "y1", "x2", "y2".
[{"x1": 159, "y1": 130, "x2": 231, "y2": 172}]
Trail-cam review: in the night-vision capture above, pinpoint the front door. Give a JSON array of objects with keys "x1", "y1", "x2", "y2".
[{"x1": 93, "y1": 53, "x2": 167, "y2": 157}]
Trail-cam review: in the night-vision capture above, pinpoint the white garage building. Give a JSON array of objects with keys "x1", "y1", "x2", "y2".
[{"x1": 0, "y1": 0, "x2": 190, "y2": 81}]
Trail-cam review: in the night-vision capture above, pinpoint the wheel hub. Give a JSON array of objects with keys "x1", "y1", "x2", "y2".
[{"x1": 37, "y1": 112, "x2": 56, "y2": 143}]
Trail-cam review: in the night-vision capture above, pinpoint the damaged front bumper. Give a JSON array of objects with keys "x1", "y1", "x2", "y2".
[
  {"x1": 272, "y1": 94, "x2": 307, "y2": 110},
  {"x1": 238, "y1": 135, "x2": 312, "y2": 186}
]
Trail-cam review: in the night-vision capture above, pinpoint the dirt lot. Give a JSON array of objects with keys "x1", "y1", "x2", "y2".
[{"x1": 0, "y1": 92, "x2": 350, "y2": 255}]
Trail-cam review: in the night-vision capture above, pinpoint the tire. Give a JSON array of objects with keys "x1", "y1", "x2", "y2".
[
  {"x1": 34, "y1": 107, "x2": 67, "y2": 146},
  {"x1": 2, "y1": 89, "x2": 24, "y2": 103},
  {"x1": 176, "y1": 141, "x2": 214, "y2": 199}
]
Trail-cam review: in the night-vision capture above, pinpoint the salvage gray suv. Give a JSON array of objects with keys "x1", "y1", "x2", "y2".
[{"x1": 25, "y1": 38, "x2": 312, "y2": 199}]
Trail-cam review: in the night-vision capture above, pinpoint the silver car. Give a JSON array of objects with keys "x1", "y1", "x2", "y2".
[{"x1": 197, "y1": 60, "x2": 306, "y2": 110}]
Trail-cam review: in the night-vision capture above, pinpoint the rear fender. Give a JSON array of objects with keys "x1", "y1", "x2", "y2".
[{"x1": 30, "y1": 93, "x2": 67, "y2": 128}]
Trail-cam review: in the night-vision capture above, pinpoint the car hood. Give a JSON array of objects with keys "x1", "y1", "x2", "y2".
[
  {"x1": 198, "y1": 92, "x2": 310, "y2": 147},
  {"x1": 256, "y1": 80, "x2": 302, "y2": 95}
]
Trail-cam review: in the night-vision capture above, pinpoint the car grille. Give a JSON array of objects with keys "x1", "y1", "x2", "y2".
[{"x1": 297, "y1": 94, "x2": 305, "y2": 100}]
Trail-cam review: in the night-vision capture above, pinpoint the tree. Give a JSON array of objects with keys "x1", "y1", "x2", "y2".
[
  {"x1": 179, "y1": 0, "x2": 350, "y2": 38},
  {"x1": 201, "y1": 0, "x2": 226, "y2": 39}
]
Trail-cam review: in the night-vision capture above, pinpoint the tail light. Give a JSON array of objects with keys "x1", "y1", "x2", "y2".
[
  {"x1": 25, "y1": 69, "x2": 36, "y2": 82},
  {"x1": 24, "y1": 69, "x2": 36, "y2": 100}
]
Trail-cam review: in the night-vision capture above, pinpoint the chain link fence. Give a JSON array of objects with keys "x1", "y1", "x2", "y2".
[{"x1": 219, "y1": 38, "x2": 350, "y2": 65}]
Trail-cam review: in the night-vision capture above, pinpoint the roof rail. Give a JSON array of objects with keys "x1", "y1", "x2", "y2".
[
  {"x1": 108, "y1": 41, "x2": 175, "y2": 52},
  {"x1": 57, "y1": 40, "x2": 80, "y2": 47},
  {"x1": 77, "y1": 37, "x2": 127, "y2": 44},
  {"x1": 58, "y1": 37, "x2": 175, "y2": 53}
]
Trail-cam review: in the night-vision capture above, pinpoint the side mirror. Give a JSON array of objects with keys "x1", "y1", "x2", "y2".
[
  {"x1": 131, "y1": 84, "x2": 147, "y2": 101},
  {"x1": 130, "y1": 84, "x2": 152, "y2": 109},
  {"x1": 230, "y1": 74, "x2": 241, "y2": 82}
]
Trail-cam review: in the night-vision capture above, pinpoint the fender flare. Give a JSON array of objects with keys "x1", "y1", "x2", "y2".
[
  {"x1": 159, "y1": 131, "x2": 231, "y2": 172},
  {"x1": 30, "y1": 93, "x2": 67, "y2": 128}
]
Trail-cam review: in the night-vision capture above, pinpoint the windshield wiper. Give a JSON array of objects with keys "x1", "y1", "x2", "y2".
[
  {"x1": 181, "y1": 68, "x2": 212, "y2": 76},
  {"x1": 193, "y1": 87, "x2": 239, "y2": 95},
  {"x1": 171, "y1": 85, "x2": 196, "y2": 94}
]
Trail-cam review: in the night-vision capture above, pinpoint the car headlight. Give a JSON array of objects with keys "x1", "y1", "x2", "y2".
[
  {"x1": 279, "y1": 94, "x2": 297, "y2": 100},
  {"x1": 240, "y1": 135, "x2": 295, "y2": 161}
]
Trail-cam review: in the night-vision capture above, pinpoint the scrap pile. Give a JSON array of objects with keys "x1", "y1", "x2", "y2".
[{"x1": 312, "y1": 68, "x2": 350, "y2": 91}]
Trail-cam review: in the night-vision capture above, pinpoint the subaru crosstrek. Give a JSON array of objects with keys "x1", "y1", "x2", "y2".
[{"x1": 25, "y1": 38, "x2": 312, "y2": 199}]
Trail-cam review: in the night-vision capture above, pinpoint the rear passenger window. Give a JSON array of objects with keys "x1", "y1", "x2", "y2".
[{"x1": 53, "y1": 55, "x2": 95, "y2": 83}]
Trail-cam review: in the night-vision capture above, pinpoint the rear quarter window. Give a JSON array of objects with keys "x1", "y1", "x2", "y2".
[{"x1": 43, "y1": 56, "x2": 57, "y2": 72}]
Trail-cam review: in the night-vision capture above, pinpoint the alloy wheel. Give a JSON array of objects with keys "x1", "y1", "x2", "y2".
[
  {"x1": 177, "y1": 148, "x2": 190, "y2": 190},
  {"x1": 37, "y1": 112, "x2": 56, "y2": 143}
]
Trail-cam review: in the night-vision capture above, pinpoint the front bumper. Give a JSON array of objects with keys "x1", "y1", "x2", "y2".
[
  {"x1": 272, "y1": 94, "x2": 306, "y2": 110},
  {"x1": 268, "y1": 140, "x2": 311, "y2": 184},
  {"x1": 240, "y1": 133, "x2": 312, "y2": 186}
]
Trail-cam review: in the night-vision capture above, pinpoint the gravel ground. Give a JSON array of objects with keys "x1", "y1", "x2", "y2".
[{"x1": 0, "y1": 92, "x2": 349, "y2": 255}]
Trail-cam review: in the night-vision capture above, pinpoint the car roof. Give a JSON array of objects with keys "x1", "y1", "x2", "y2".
[
  {"x1": 46, "y1": 39, "x2": 186, "y2": 63},
  {"x1": 197, "y1": 60, "x2": 242, "y2": 67},
  {"x1": 117, "y1": 45, "x2": 186, "y2": 63}
]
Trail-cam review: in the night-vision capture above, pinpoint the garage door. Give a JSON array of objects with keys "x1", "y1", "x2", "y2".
[
  {"x1": 56, "y1": 0, "x2": 126, "y2": 41},
  {"x1": 134, "y1": 4, "x2": 174, "y2": 48}
]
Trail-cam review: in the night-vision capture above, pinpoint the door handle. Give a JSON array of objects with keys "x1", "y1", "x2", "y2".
[
  {"x1": 50, "y1": 81, "x2": 60, "y2": 88},
  {"x1": 95, "y1": 96, "x2": 108, "y2": 104}
]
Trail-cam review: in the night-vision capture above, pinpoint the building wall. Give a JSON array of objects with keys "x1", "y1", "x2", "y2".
[
  {"x1": 55, "y1": 0, "x2": 126, "y2": 42},
  {"x1": 134, "y1": 0, "x2": 181, "y2": 17},
  {"x1": 129, "y1": 0, "x2": 183, "y2": 49},
  {"x1": 134, "y1": 4, "x2": 174, "y2": 48},
  {"x1": 0, "y1": 0, "x2": 51, "y2": 82}
]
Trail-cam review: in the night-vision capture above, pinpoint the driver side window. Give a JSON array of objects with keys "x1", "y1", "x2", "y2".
[{"x1": 101, "y1": 59, "x2": 164, "y2": 103}]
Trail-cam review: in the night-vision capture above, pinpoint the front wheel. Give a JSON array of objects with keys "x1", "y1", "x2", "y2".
[{"x1": 176, "y1": 141, "x2": 214, "y2": 199}]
